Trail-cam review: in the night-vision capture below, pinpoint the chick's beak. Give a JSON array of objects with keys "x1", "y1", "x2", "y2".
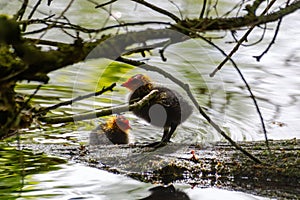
[
  {"x1": 121, "y1": 79, "x2": 134, "y2": 90},
  {"x1": 121, "y1": 81, "x2": 129, "y2": 88}
]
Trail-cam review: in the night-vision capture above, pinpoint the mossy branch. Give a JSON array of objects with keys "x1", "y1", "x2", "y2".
[{"x1": 39, "y1": 90, "x2": 159, "y2": 124}]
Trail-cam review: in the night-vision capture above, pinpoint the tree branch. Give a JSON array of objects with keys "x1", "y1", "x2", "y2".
[
  {"x1": 190, "y1": 34, "x2": 270, "y2": 152},
  {"x1": 13, "y1": 0, "x2": 29, "y2": 21},
  {"x1": 176, "y1": 0, "x2": 300, "y2": 32},
  {"x1": 131, "y1": 0, "x2": 181, "y2": 22},
  {"x1": 95, "y1": 0, "x2": 118, "y2": 8},
  {"x1": 209, "y1": 0, "x2": 277, "y2": 77},
  {"x1": 38, "y1": 83, "x2": 117, "y2": 114},
  {"x1": 117, "y1": 57, "x2": 262, "y2": 164},
  {"x1": 253, "y1": 17, "x2": 283, "y2": 61},
  {"x1": 39, "y1": 90, "x2": 159, "y2": 124},
  {"x1": 199, "y1": 0, "x2": 207, "y2": 19}
]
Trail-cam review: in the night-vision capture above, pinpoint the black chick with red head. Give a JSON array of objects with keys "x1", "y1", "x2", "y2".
[{"x1": 122, "y1": 74, "x2": 193, "y2": 145}]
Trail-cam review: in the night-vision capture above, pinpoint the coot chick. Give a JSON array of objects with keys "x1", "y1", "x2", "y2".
[
  {"x1": 121, "y1": 74, "x2": 192, "y2": 145},
  {"x1": 89, "y1": 115, "x2": 131, "y2": 145}
]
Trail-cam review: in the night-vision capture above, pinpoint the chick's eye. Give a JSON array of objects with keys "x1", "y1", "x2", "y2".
[
  {"x1": 131, "y1": 79, "x2": 140, "y2": 84},
  {"x1": 117, "y1": 118, "x2": 126, "y2": 125}
]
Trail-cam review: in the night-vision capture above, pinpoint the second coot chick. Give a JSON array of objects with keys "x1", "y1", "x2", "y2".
[
  {"x1": 121, "y1": 74, "x2": 193, "y2": 145},
  {"x1": 89, "y1": 115, "x2": 131, "y2": 145}
]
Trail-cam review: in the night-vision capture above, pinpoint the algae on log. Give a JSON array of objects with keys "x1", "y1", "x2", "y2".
[{"x1": 22, "y1": 139, "x2": 300, "y2": 199}]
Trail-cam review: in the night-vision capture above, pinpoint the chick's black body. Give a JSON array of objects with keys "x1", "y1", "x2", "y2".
[
  {"x1": 129, "y1": 83, "x2": 193, "y2": 143},
  {"x1": 89, "y1": 125, "x2": 129, "y2": 145},
  {"x1": 89, "y1": 116, "x2": 130, "y2": 145}
]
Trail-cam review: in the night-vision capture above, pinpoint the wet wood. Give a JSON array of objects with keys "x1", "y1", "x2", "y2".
[{"x1": 23, "y1": 139, "x2": 300, "y2": 199}]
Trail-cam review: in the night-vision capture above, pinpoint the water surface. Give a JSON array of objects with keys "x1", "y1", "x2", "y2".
[{"x1": 1, "y1": 0, "x2": 299, "y2": 199}]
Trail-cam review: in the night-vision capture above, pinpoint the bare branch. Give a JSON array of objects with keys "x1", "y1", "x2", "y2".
[
  {"x1": 95, "y1": 0, "x2": 118, "y2": 8},
  {"x1": 39, "y1": 90, "x2": 159, "y2": 124},
  {"x1": 199, "y1": 0, "x2": 207, "y2": 19},
  {"x1": 209, "y1": 0, "x2": 277, "y2": 77},
  {"x1": 13, "y1": 0, "x2": 29, "y2": 21},
  {"x1": 37, "y1": 0, "x2": 75, "y2": 41},
  {"x1": 177, "y1": 1, "x2": 300, "y2": 32},
  {"x1": 21, "y1": 0, "x2": 42, "y2": 31},
  {"x1": 131, "y1": 0, "x2": 181, "y2": 22},
  {"x1": 253, "y1": 0, "x2": 293, "y2": 61},
  {"x1": 189, "y1": 34, "x2": 270, "y2": 152},
  {"x1": 253, "y1": 17, "x2": 283, "y2": 61},
  {"x1": 117, "y1": 57, "x2": 262, "y2": 164},
  {"x1": 38, "y1": 83, "x2": 117, "y2": 115}
]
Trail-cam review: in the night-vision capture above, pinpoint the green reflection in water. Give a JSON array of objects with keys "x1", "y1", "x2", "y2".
[
  {"x1": 96, "y1": 61, "x2": 134, "y2": 89},
  {"x1": 0, "y1": 144, "x2": 66, "y2": 199}
]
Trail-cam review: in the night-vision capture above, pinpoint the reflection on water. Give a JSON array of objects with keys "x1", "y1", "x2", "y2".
[
  {"x1": 11, "y1": 163, "x2": 268, "y2": 200},
  {"x1": 0, "y1": 145, "x2": 66, "y2": 199},
  {"x1": 139, "y1": 185, "x2": 190, "y2": 200},
  {"x1": 1, "y1": 0, "x2": 299, "y2": 199}
]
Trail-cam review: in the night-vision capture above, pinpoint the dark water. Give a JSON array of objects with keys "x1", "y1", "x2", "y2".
[{"x1": 1, "y1": 0, "x2": 299, "y2": 199}]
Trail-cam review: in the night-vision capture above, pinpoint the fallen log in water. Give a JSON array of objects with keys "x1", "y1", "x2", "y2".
[{"x1": 23, "y1": 139, "x2": 299, "y2": 199}]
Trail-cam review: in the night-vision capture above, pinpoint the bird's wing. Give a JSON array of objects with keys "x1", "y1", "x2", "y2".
[{"x1": 156, "y1": 90, "x2": 179, "y2": 108}]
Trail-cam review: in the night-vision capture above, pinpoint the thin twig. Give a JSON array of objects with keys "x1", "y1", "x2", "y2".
[
  {"x1": 22, "y1": 19, "x2": 171, "y2": 35},
  {"x1": 37, "y1": 0, "x2": 75, "y2": 41},
  {"x1": 168, "y1": 0, "x2": 183, "y2": 20},
  {"x1": 21, "y1": 0, "x2": 42, "y2": 31},
  {"x1": 117, "y1": 57, "x2": 262, "y2": 164},
  {"x1": 233, "y1": 65, "x2": 270, "y2": 154},
  {"x1": 229, "y1": 24, "x2": 267, "y2": 47},
  {"x1": 170, "y1": 23, "x2": 269, "y2": 152},
  {"x1": 13, "y1": 0, "x2": 29, "y2": 20},
  {"x1": 38, "y1": 83, "x2": 116, "y2": 114},
  {"x1": 131, "y1": 0, "x2": 181, "y2": 22},
  {"x1": 123, "y1": 40, "x2": 170, "y2": 56},
  {"x1": 195, "y1": 33, "x2": 270, "y2": 153},
  {"x1": 253, "y1": 0, "x2": 291, "y2": 61},
  {"x1": 95, "y1": 0, "x2": 118, "y2": 8},
  {"x1": 199, "y1": 0, "x2": 207, "y2": 19},
  {"x1": 209, "y1": 0, "x2": 277, "y2": 77},
  {"x1": 27, "y1": 0, "x2": 42, "y2": 21},
  {"x1": 253, "y1": 17, "x2": 283, "y2": 61}
]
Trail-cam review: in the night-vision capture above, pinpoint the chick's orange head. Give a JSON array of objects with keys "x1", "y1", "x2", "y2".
[
  {"x1": 107, "y1": 115, "x2": 131, "y2": 133},
  {"x1": 121, "y1": 74, "x2": 151, "y2": 91}
]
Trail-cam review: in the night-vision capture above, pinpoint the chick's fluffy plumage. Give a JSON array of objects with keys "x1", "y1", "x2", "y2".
[
  {"x1": 122, "y1": 74, "x2": 193, "y2": 143},
  {"x1": 89, "y1": 115, "x2": 130, "y2": 145}
]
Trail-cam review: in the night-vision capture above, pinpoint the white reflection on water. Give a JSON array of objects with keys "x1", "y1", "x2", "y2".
[{"x1": 25, "y1": 163, "x2": 271, "y2": 200}]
